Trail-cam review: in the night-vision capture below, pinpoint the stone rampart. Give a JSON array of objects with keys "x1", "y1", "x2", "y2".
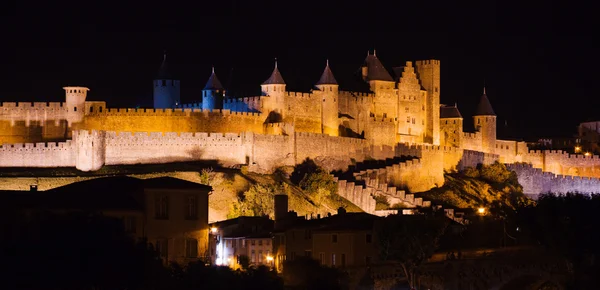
[
  {"x1": 0, "y1": 102, "x2": 70, "y2": 143},
  {"x1": 333, "y1": 177, "x2": 377, "y2": 214},
  {"x1": 223, "y1": 96, "x2": 263, "y2": 112},
  {"x1": 0, "y1": 140, "x2": 75, "y2": 167},
  {"x1": 72, "y1": 108, "x2": 267, "y2": 136},
  {"x1": 506, "y1": 163, "x2": 600, "y2": 197},
  {"x1": 458, "y1": 149, "x2": 499, "y2": 169},
  {"x1": 102, "y1": 131, "x2": 248, "y2": 168}
]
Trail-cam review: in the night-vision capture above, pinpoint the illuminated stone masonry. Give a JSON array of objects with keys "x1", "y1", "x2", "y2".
[{"x1": 1, "y1": 53, "x2": 599, "y2": 198}]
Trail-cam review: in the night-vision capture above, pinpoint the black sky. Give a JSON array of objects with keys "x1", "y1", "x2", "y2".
[{"x1": 0, "y1": 0, "x2": 597, "y2": 140}]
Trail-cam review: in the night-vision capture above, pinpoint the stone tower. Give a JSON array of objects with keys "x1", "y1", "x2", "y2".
[
  {"x1": 63, "y1": 86, "x2": 89, "y2": 125},
  {"x1": 74, "y1": 129, "x2": 106, "y2": 172},
  {"x1": 361, "y1": 51, "x2": 396, "y2": 118},
  {"x1": 415, "y1": 60, "x2": 441, "y2": 145},
  {"x1": 440, "y1": 104, "x2": 463, "y2": 148},
  {"x1": 153, "y1": 52, "x2": 181, "y2": 109},
  {"x1": 473, "y1": 87, "x2": 496, "y2": 153},
  {"x1": 315, "y1": 60, "x2": 339, "y2": 136},
  {"x1": 202, "y1": 67, "x2": 225, "y2": 110},
  {"x1": 261, "y1": 60, "x2": 286, "y2": 121}
]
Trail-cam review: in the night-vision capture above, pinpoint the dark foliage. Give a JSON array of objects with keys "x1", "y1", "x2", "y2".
[
  {"x1": 0, "y1": 211, "x2": 283, "y2": 290},
  {"x1": 282, "y1": 257, "x2": 349, "y2": 290},
  {"x1": 517, "y1": 193, "x2": 600, "y2": 289},
  {"x1": 290, "y1": 158, "x2": 319, "y2": 185}
]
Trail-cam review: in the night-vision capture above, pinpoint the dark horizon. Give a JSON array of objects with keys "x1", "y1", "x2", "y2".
[{"x1": 1, "y1": 0, "x2": 596, "y2": 140}]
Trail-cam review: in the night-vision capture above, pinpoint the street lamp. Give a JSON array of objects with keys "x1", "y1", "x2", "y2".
[
  {"x1": 574, "y1": 146, "x2": 582, "y2": 153},
  {"x1": 584, "y1": 152, "x2": 591, "y2": 157},
  {"x1": 211, "y1": 227, "x2": 218, "y2": 234},
  {"x1": 477, "y1": 207, "x2": 486, "y2": 215}
]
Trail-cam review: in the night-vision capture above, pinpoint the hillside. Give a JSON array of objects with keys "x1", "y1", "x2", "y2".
[
  {"x1": 417, "y1": 162, "x2": 535, "y2": 211},
  {"x1": 0, "y1": 161, "x2": 362, "y2": 222}
]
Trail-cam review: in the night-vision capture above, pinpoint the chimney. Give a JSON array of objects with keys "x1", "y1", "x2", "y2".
[{"x1": 274, "y1": 194, "x2": 289, "y2": 230}]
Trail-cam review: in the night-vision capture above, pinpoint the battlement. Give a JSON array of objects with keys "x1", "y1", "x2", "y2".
[
  {"x1": 181, "y1": 103, "x2": 202, "y2": 108},
  {"x1": 415, "y1": 59, "x2": 441, "y2": 66},
  {"x1": 286, "y1": 91, "x2": 314, "y2": 98},
  {"x1": 224, "y1": 96, "x2": 264, "y2": 103},
  {"x1": 0, "y1": 140, "x2": 72, "y2": 151},
  {"x1": 0, "y1": 101, "x2": 66, "y2": 109},
  {"x1": 84, "y1": 107, "x2": 264, "y2": 118},
  {"x1": 84, "y1": 130, "x2": 244, "y2": 142},
  {"x1": 339, "y1": 91, "x2": 375, "y2": 98}
]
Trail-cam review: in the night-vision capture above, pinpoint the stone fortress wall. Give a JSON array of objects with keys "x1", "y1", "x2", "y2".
[{"x1": 3, "y1": 54, "x2": 600, "y2": 200}]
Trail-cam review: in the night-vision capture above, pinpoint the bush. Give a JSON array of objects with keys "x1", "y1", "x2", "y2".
[
  {"x1": 480, "y1": 162, "x2": 513, "y2": 184},
  {"x1": 228, "y1": 183, "x2": 278, "y2": 218},
  {"x1": 463, "y1": 167, "x2": 480, "y2": 178},
  {"x1": 198, "y1": 167, "x2": 223, "y2": 187},
  {"x1": 290, "y1": 158, "x2": 319, "y2": 185}
]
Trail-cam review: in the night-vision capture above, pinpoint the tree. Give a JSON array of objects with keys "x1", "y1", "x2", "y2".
[
  {"x1": 376, "y1": 215, "x2": 449, "y2": 289},
  {"x1": 0, "y1": 211, "x2": 170, "y2": 290},
  {"x1": 292, "y1": 158, "x2": 338, "y2": 206},
  {"x1": 282, "y1": 257, "x2": 349, "y2": 290},
  {"x1": 228, "y1": 183, "x2": 278, "y2": 218},
  {"x1": 239, "y1": 255, "x2": 250, "y2": 270},
  {"x1": 517, "y1": 193, "x2": 600, "y2": 289}
]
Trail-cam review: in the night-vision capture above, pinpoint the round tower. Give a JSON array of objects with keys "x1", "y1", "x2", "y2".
[
  {"x1": 202, "y1": 66, "x2": 225, "y2": 110},
  {"x1": 473, "y1": 87, "x2": 497, "y2": 153},
  {"x1": 260, "y1": 60, "x2": 286, "y2": 121},
  {"x1": 63, "y1": 86, "x2": 89, "y2": 124},
  {"x1": 315, "y1": 60, "x2": 339, "y2": 136},
  {"x1": 153, "y1": 52, "x2": 181, "y2": 109}
]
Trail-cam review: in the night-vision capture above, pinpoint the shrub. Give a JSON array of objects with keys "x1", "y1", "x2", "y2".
[
  {"x1": 198, "y1": 167, "x2": 223, "y2": 187},
  {"x1": 228, "y1": 183, "x2": 278, "y2": 218}
]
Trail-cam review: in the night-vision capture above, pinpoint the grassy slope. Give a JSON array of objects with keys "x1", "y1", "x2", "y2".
[
  {"x1": 418, "y1": 172, "x2": 532, "y2": 210},
  {"x1": 0, "y1": 162, "x2": 362, "y2": 222}
]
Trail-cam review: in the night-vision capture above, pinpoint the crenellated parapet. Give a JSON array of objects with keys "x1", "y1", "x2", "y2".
[{"x1": 507, "y1": 163, "x2": 600, "y2": 197}]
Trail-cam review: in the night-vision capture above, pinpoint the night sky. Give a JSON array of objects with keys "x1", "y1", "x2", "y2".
[{"x1": 1, "y1": 0, "x2": 596, "y2": 140}]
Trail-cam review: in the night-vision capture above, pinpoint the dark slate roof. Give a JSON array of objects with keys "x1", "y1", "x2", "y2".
[
  {"x1": 262, "y1": 61, "x2": 286, "y2": 85},
  {"x1": 474, "y1": 89, "x2": 496, "y2": 116},
  {"x1": 156, "y1": 52, "x2": 175, "y2": 80},
  {"x1": 362, "y1": 52, "x2": 394, "y2": 82},
  {"x1": 316, "y1": 60, "x2": 338, "y2": 85},
  {"x1": 2, "y1": 176, "x2": 211, "y2": 212},
  {"x1": 440, "y1": 105, "x2": 463, "y2": 119},
  {"x1": 203, "y1": 67, "x2": 224, "y2": 90}
]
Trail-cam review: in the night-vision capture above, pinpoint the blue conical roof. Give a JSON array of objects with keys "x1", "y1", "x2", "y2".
[{"x1": 203, "y1": 67, "x2": 224, "y2": 90}]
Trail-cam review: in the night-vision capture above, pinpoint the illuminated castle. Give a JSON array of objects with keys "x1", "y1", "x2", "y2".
[{"x1": 2, "y1": 52, "x2": 600, "y2": 200}]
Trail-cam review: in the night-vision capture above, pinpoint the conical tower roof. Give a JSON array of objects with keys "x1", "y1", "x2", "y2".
[
  {"x1": 156, "y1": 52, "x2": 175, "y2": 80},
  {"x1": 203, "y1": 67, "x2": 224, "y2": 90},
  {"x1": 262, "y1": 60, "x2": 285, "y2": 85},
  {"x1": 362, "y1": 51, "x2": 394, "y2": 82},
  {"x1": 316, "y1": 59, "x2": 338, "y2": 85},
  {"x1": 474, "y1": 87, "x2": 496, "y2": 116}
]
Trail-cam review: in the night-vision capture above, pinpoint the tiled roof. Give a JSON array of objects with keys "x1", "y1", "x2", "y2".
[
  {"x1": 203, "y1": 67, "x2": 224, "y2": 90},
  {"x1": 316, "y1": 60, "x2": 338, "y2": 85},
  {"x1": 440, "y1": 105, "x2": 463, "y2": 118},
  {"x1": 262, "y1": 61, "x2": 286, "y2": 85},
  {"x1": 156, "y1": 52, "x2": 175, "y2": 80},
  {"x1": 475, "y1": 89, "x2": 496, "y2": 116},
  {"x1": 362, "y1": 52, "x2": 394, "y2": 82}
]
